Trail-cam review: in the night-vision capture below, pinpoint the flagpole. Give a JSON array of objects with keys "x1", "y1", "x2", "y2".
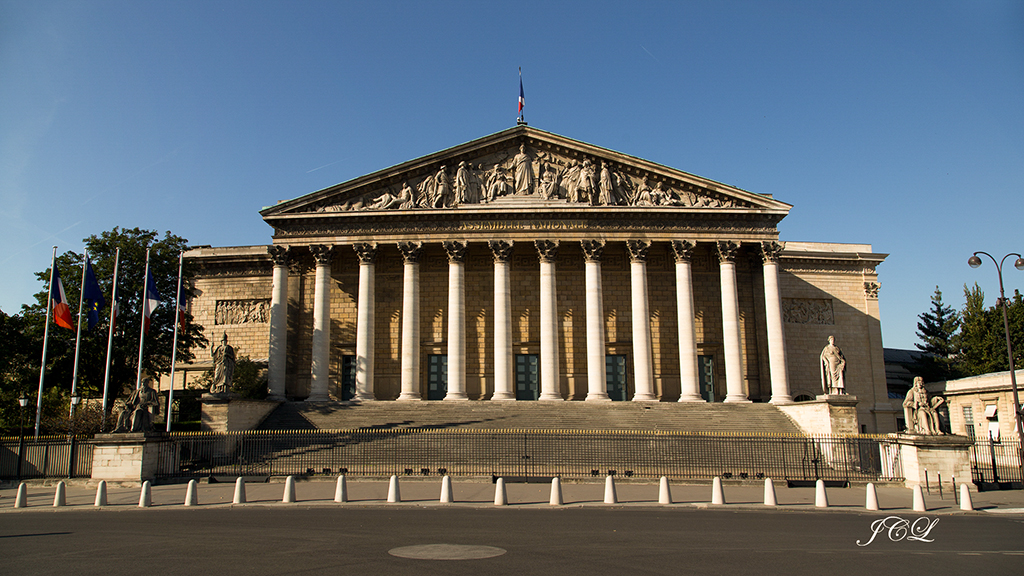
[
  {"x1": 35, "y1": 246, "x2": 57, "y2": 439},
  {"x1": 101, "y1": 248, "x2": 120, "y2": 430},
  {"x1": 69, "y1": 250, "x2": 88, "y2": 420},
  {"x1": 166, "y1": 251, "x2": 184, "y2": 432},
  {"x1": 135, "y1": 249, "x2": 151, "y2": 391}
]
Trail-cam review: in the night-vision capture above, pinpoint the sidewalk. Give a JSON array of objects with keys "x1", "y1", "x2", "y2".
[{"x1": 3, "y1": 477, "x2": 1024, "y2": 514}]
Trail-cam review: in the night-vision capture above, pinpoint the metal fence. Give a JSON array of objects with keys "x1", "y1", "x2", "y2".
[
  {"x1": 970, "y1": 439, "x2": 1023, "y2": 486},
  {"x1": 154, "y1": 429, "x2": 903, "y2": 483},
  {"x1": 0, "y1": 437, "x2": 93, "y2": 480}
]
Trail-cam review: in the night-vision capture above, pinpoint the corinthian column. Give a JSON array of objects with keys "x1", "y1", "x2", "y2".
[
  {"x1": 489, "y1": 240, "x2": 515, "y2": 401},
  {"x1": 582, "y1": 240, "x2": 610, "y2": 401},
  {"x1": 444, "y1": 241, "x2": 468, "y2": 401},
  {"x1": 397, "y1": 242, "x2": 423, "y2": 401},
  {"x1": 717, "y1": 241, "x2": 749, "y2": 403},
  {"x1": 353, "y1": 243, "x2": 377, "y2": 401},
  {"x1": 672, "y1": 240, "x2": 703, "y2": 402},
  {"x1": 761, "y1": 241, "x2": 792, "y2": 404},
  {"x1": 308, "y1": 244, "x2": 333, "y2": 402},
  {"x1": 267, "y1": 245, "x2": 291, "y2": 401},
  {"x1": 627, "y1": 240, "x2": 656, "y2": 401},
  {"x1": 535, "y1": 240, "x2": 563, "y2": 401}
]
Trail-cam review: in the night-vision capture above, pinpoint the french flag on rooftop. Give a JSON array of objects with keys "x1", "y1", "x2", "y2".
[
  {"x1": 518, "y1": 67, "x2": 525, "y2": 119},
  {"x1": 144, "y1": 269, "x2": 162, "y2": 334}
]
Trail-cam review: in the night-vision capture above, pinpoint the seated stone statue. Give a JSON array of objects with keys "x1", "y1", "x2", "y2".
[
  {"x1": 903, "y1": 376, "x2": 945, "y2": 435},
  {"x1": 114, "y1": 377, "x2": 160, "y2": 433}
]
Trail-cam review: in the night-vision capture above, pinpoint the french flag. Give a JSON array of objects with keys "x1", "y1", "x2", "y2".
[
  {"x1": 144, "y1": 270, "x2": 162, "y2": 334},
  {"x1": 51, "y1": 265, "x2": 74, "y2": 330},
  {"x1": 518, "y1": 68, "x2": 525, "y2": 116}
]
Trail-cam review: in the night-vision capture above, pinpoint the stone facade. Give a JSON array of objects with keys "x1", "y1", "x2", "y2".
[
  {"x1": 928, "y1": 369, "x2": 1024, "y2": 441},
  {"x1": 178, "y1": 126, "x2": 896, "y2": 432}
]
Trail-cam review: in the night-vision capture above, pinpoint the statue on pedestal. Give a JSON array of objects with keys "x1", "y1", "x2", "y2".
[
  {"x1": 903, "y1": 376, "x2": 945, "y2": 435},
  {"x1": 211, "y1": 333, "x2": 236, "y2": 395},
  {"x1": 114, "y1": 377, "x2": 160, "y2": 433},
  {"x1": 819, "y1": 335, "x2": 846, "y2": 395}
]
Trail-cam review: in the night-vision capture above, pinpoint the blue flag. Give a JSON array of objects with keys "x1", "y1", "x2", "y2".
[{"x1": 83, "y1": 257, "x2": 106, "y2": 331}]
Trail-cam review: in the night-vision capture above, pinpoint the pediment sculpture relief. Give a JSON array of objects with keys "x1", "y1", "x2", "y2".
[{"x1": 311, "y1": 143, "x2": 742, "y2": 213}]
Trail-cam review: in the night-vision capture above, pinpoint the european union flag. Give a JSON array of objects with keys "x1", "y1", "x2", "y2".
[{"x1": 83, "y1": 257, "x2": 106, "y2": 331}]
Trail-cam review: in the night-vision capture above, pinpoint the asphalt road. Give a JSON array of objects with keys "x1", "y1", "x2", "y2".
[{"x1": 1, "y1": 506, "x2": 1021, "y2": 576}]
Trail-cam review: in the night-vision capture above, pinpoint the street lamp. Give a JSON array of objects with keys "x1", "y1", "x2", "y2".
[
  {"x1": 17, "y1": 393, "x2": 28, "y2": 480},
  {"x1": 968, "y1": 251, "x2": 1024, "y2": 482}
]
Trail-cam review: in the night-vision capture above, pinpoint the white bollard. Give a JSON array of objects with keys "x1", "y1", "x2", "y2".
[
  {"x1": 659, "y1": 476, "x2": 673, "y2": 505},
  {"x1": 912, "y1": 485, "x2": 927, "y2": 512},
  {"x1": 604, "y1": 475, "x2": 618, "y2": 504},
  {"x1": 139, "y1": 481, "x2": 152, "y2": 507},
  {"x1": 15, "y1": 482, "x2": 28, "y2": 508},
  {"x1": 52, "y1": 481, "x2": 67, "y2": 508},
  {"x1": 283, "y1": 475, "x2": 296, "y2": 503},
  {"x1": 711, "y1": 476, "x2": 725, "y2": 505},
  {"x1": 865, "y1": 482, "x2": 879, "y2": 511},
  {"x1": 440, "y1": 475, "x2": 453, "y2": 503},
  {"x1": 549, "y1": 477, "x2": 563, "y2": 506},
  {"x1": 959, "y1": 484, "x2": 974, "y2": 511},
  {"x1": 233, "y1": 477, "x2": 246, "y2": 504},
  {"x1": 95, "y1": 481, "x2": 108, "y2": 507},
  {"x1": 494, "y1": 478, "x2": 507, "y2": 506},
  {"x1": 53, "y1": 481, "x2": 66, "y2": 507},
  {"x1": 387, "y1": 475, "x2": 401, "y2": 503},
  {"x1": 763, "y1": 478, "x2": 777, "y2": 506},
  {"x1": 334, "y1": 475, "x2": 348, "y2": 503},
  {"x1": 184, "y1": 479, "x2": 198, "y2": 506},
  {"x1": 815, "y1": 479, "x2": 829, "y2": 508}
]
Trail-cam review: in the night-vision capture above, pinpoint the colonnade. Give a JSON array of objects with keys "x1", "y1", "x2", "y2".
[{"x1": 266, "y1": 240, "x2": 792, "y2": 404}]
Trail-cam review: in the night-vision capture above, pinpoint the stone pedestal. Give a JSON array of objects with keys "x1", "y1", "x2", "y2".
[
  {"x1": 892, "y1": 433, "x2": 973, "y2": 489},
  {"x1": 776, "y1": 395, "x2": 860, "y2": 435},
  {"x1": 201, "y1": 395, "x2": 282, "y2": 432},
  {"x1": 90, "y1": 432, "x2": 165, "y2": 482}
]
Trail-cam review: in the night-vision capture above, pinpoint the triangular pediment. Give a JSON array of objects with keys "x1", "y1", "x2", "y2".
[{"x1": 261, "y1": 126, "x2": 791, "y2": 221}]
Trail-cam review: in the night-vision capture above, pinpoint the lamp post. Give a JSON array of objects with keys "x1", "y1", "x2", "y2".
[
  {"x1": 968, "y1": 251, "x2": 1024, "y2": 482},
  {"x1": 17, "y1": 393, "x2": 28, "y2": 480}
]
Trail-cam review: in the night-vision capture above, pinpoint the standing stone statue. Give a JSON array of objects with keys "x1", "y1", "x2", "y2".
[
  {"x1": 903, "y1": 376, "x2": 945, "y2": 435},
  {"x1": 114, "y1": 377, "x2": 160, "y2": 433},
  {"x1": 211, "y1": 332, "x2": 236, "y2": 394},
  {"x1": 513, "y1": 143, "x2": 534, "y2": 195},
  {"x1": 819, "y1": 335, "x2": 846, "y2": 395}
]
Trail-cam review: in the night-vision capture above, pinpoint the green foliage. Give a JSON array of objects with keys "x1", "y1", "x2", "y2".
[
  {"x1": 231, "y1": 357, "x2": 268, "y2": 400},
  {"x1": 954, "y1": 283, "x2": 1024, "y2": 378},
  {"x1": 914, "y1": 286, "x2": 961, "y2": 381}
]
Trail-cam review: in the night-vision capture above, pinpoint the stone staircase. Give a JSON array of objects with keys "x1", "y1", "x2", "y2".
[{"x1": 259, "y1": 401, "x2": 804, "y2": 434}]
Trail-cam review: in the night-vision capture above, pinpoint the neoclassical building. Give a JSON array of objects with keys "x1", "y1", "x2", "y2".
[{"x1": 184, "y1": 126, "x2": 897, "y2": 432}]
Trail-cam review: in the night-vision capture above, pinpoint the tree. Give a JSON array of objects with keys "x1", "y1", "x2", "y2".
[
  {"x1": 0, "y1": 308, "x2": 39, "y2": 433},
  {"x1": 955, "y1": 283, "x2": 1024, "y2": 378},
  {"x1": 15, "y1": 227, "x2": 208, "y2": 432},
  {"x1": 914, "y1": 286, "x2": 961, "y2": 380}
]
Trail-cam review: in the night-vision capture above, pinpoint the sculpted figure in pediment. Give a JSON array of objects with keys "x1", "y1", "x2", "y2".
[
  {"x1": 455, "y1": 161, "x2": 476, "y2": 204},
  {"x1": 561, "y1": 160, "x2": 582, "y2": 202},
  {"x1": 513, "y1": 144, "x2": 534, "y2": 195},
  {"x1": 633, "y1": 176, "x2": 654, "y2": 206},
  {"x1": 485, "y1": 165, "x2": 512, "y2": 202},
  {"x1": 577, "y1": 159, "x2": 597, "y2": 204},
  {"x1": 598, "y1": 161, "x2": 621, "y2": 205},
  {"x1": 430, "y1": 165, "x2": 452, "y2": 208},
  {"x1": 539, "y1": 164, "x2": 561, "y2": 199}
]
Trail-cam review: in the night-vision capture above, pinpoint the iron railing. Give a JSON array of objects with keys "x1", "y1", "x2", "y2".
[
  {"x1": 153, "y1": 430, "x2": 903, "y2": 482},
  {"x1": 0, "y1": 436, "x2": 93, "y2": 480},
  {"x1": 970, "y1": 439, "x2": 1023, "y2": 486}
]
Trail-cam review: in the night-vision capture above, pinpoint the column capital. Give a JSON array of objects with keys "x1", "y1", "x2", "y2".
[
  {"x1": 626, "y1": 240, "x2": 651, "y2": 263},
  {"x1": 534, "y1": 239, "x2": 559, "y2": 263},
  {"x1": 759, "y1": 241, "x2": 785, "y2": 264},
  {"x1": 488, "y1": 240, "x2": 514, "y2": 263},
  {"x1": 581, "y1": 239, "x2": 606, "y2": 262},
  {"x1": 397, "y1": 241, "x2": 423, "y2": 264},
  {"x1": 864, "y1": 281, "x2": 880, "y2": 299},
  {"x1": 443, "y1": 240, "x2": 468, "y2": 263},
  {"x1": 310, "y1": 244, "x2": 334, "y2": 265},
  {"x1": 716, "y1": 240, "x2": 741, "y2": 263},
  {"x1": 353, "y1": 242, "x2": 378, "y2": 264},
  {"x1": 268, "y1": 245, "x2": 292, "y2": 266},
  {"x1": 671, "y1": 240, "x2": 696, "y2": 263}
]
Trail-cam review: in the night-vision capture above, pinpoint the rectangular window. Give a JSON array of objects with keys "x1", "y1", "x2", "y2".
[
  {"x1": 606, "y1": 355, "x2": 627, "y2": 401},
  {"x1": 962, "y1": 405, "x2": 975, "y2": 439},
  {"x1": 427, "y1": 355, "x2": 447, "y2": 400},
  {"x1": 515, "y1": 354, "x2": 539, "y2": 401}
]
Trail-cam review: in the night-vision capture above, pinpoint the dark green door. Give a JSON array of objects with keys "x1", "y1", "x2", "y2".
[
  {"x1": 340, "y1": 355, "x2": 356, "y2": 401},
  {"x1": 698, "y1": 355, "x2": 715, "y2": 402},
  {"x1": 428, "y1": 354, "x2": 447, "y2": 400},
  {"x1": 515, "y1": 354, "x2": 539, "y2": 400},
  {"x1": 606, "y1": 355, "x2": 627, "y2": 401}
]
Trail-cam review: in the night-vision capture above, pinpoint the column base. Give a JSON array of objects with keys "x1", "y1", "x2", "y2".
[
  {"x1": 769, "y1": 395, "x2": 794, "y2": 405},
  {"x1": 490, "y1": 392, "x2": 516, "y2": 401},
  {"x1": 538, "y1": 394, "x2": 564, "y2": 401},
  {"x1": 723, "y1": 395, "x2": 752, "y2": 403},
  {"x1": 306, "y1": 394, "x2": 330, "y2": 402},
  {"x1": 396, "y1": 393, "x2": 422, "y2": 401},
  {"x1": 677, "y1": 394, "x2": 704, "y2": 402},
  {"x1": 585, "y1": 393, "x2": 612, "y2": 401},
  {"x1": 354, "y1": 393, "x2": 376, "y2": 401},
  {"x1": 631, "y1": 394, "x2": 658, "y2": 402},
  {"x1": 443, "y1": 393, "x2": 469, "y2": 401}
]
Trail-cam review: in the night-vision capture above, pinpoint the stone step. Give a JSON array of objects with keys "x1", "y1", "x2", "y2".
[{"x1": 259, "y1": 401, "x2": 803, "y2": 434}]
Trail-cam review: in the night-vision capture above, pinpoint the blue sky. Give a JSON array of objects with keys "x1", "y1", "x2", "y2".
[{"x1": 1, "y1": 0, "x2": 1022, "y2": 350}]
